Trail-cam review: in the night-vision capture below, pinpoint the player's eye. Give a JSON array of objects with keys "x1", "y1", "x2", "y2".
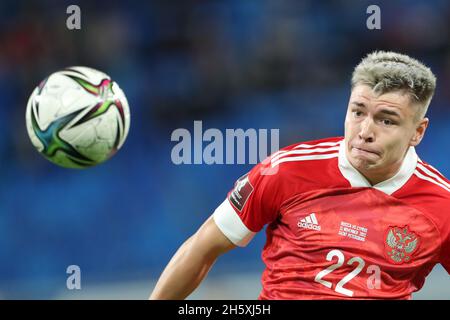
[
  {"x1": 352, "y1": 110, "x2": 363, "y2": 118},
  {"x1": 381, "y1": 119, "x2": 394, "y2": 126}
]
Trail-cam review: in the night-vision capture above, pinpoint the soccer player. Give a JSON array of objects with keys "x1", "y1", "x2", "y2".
[{"x1": 150, "y1": 51, "x2": 450, "y2": 299}]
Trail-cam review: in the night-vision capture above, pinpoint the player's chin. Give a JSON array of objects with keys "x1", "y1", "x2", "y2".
[{"x1": 352, "y1": 157, "x2": 380, "y2": 171}]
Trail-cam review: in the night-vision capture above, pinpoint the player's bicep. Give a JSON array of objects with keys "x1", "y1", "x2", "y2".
[{"x1": 191, "y1": 214, "x2": 238, "y2": 260}]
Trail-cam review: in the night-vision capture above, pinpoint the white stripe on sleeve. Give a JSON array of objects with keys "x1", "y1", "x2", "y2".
[{"x1": 212, "y1": 199, "x2": 256, "y2": 247}]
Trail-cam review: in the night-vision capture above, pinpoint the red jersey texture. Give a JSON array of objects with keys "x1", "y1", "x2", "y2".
[{"x1": 212, "y1": 136, "x2": 450, "y2": 299}]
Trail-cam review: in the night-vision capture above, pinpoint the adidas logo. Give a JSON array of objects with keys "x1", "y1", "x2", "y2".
[{"x1": 298, "y1": 213, "x2": 321, "y2": 231}]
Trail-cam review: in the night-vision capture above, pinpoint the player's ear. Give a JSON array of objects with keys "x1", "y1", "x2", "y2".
[{"x1": 410, "y1": 117, "x2": 429, "y2": 147}]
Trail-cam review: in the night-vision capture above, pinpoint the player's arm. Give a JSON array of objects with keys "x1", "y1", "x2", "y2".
[
  {"x1": 149, "y1": 215, "x2": 236, "y2": 300},
  {"x1": 150, "y1": 159, "x2": 280, "y2": 299}
]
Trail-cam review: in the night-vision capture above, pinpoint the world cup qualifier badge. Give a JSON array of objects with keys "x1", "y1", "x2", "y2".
[
  {"x1": 229, "y1": 173, "x2": 254, "y2": 212},
  {"x1": 384, "y1": 226, "x2": 420, "y2": 264}
]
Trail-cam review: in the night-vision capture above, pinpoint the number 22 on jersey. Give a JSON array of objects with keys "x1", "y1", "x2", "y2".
[{"x1": 314, "y1": 249, "x2": 381, "y2": 297}]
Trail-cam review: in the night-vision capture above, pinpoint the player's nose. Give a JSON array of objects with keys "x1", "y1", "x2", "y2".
[{"x1": 358, "y1": 118, "x2": 375, "y2": 142}]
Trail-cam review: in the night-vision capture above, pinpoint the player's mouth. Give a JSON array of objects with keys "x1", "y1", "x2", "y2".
[{"x1": 351, "y1": 146, "x2": 381, "y2": 159}]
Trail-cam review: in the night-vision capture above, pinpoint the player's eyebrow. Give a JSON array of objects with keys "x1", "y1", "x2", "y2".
[
  {"x1": 378, "y1": 109, "x2": 401, "y2": 118},
  {"x1": 352, "y1": 101, "x2": 401, "y2": 117},
  {"x1": 351, "y1": 102, "x2": 366, "y2": 108}
]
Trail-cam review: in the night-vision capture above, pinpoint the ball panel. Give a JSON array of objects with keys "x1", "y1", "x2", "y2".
[
  {"x1": 26, "y1": 88, "x2": 43, "y2": 152},
  {"x1": 110, "y1": 81, "x2": 130, "y2": 150}
]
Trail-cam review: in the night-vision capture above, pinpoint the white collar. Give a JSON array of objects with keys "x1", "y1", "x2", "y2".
[{"x1": 338, "y1": 139, "x2": 418, "y2": 195}]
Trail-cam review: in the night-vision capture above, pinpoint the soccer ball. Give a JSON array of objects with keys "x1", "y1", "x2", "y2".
[{"x1": 25, "y1": 66, "x2": 130, "y2": 168}]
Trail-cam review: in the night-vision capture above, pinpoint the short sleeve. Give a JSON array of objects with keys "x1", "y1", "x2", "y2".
[{"x1": 213, "y1": 158, "x2": 281, "y2": 247}]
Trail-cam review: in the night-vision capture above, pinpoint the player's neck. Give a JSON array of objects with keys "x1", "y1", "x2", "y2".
[
  {"x1": 357, "y1": 159, "x2": 404, "y2": 186},
  {"x1": 362, "y1": 171, "x2": 397, "y2": 186}
]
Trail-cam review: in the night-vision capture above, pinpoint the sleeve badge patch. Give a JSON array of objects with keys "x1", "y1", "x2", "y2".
[{"x1": 229, "y1": 173, "x2": 254, "y2": 212}]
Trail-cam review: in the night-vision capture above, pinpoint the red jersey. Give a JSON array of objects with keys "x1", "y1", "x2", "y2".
[{"x1": 213, "y1": 136, "x2": 450, "y2": 299}]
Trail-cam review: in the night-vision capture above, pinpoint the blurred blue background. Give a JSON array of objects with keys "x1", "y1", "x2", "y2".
[{"x1": 0, "y1": 0, "x2": 449, "y2": 299}]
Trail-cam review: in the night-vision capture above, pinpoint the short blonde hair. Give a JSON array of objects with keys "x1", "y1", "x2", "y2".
[{"x1": 352, "y1": 51, "x2": 436, "y2": 120}]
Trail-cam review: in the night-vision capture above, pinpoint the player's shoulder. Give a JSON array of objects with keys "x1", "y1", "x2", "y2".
[
  {"x1": 247, "y1": 136, "x2": 344, "y2": 202},
  {"x1": 255, "y1": 136, "x2": 345, "y2": 189},
  {"x1": 269, "y1": 136, "x2": 343, "y2": 168},
  {"x1": 279, "y1": 136, "x2": 343, "y2": 152},
  {"x1": 407, "y1": 158, "x2": 450, "y2": 239},
  {"x1": 412, "y1": 158, "x2": 450, "y2": 199},
  {"x1": 401, "y1": 158, "x2": 450, "y2": 225}
]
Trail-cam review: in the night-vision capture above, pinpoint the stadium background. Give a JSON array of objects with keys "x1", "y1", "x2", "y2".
[{"x1": 0, "y1": 0, "x2": 449, "y2": 299}]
